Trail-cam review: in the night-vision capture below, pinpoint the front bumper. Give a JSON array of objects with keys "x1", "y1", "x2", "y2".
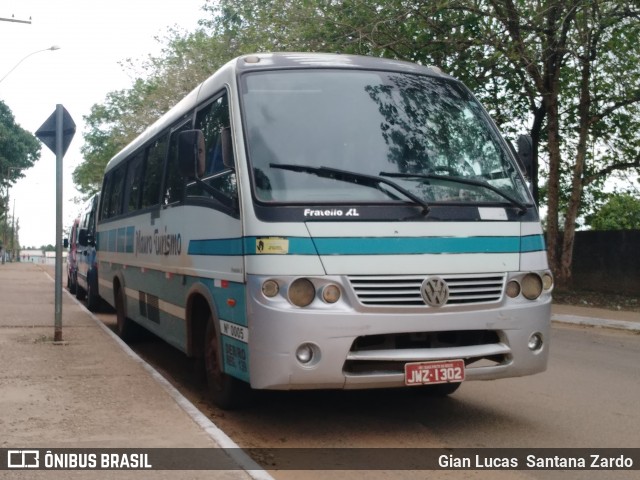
[{"x1": 246, "y1": 276, "x2": 551, "y2": 390}]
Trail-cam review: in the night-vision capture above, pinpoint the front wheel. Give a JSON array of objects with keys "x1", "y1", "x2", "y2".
[{"x1": 204, "y1": 316, "x2": 251, "y2": 410}]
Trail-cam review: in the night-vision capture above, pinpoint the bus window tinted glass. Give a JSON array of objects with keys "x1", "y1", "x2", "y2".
[
  {"x1": 125, "y1": 152, "x2": 144, "y2": 212},
  {"x1": 187, "y1": 93, "x2": 236, "y2": 201},
  {"x1": 164, "y1": 123, "x2": 190, "y2": 205},
  {"x1": 142, "y1": 135, "x2": 168, "y2": 208},
  {"x1": 240, "y1": 70, "x2": 530, "y2": 206},
  {"x1": 107, "y1": 165, "x2": 126, "y2": 218}
]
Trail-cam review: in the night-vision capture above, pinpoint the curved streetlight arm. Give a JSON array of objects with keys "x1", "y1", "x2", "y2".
[{"x1": 0, "y1": 45, "x2": 60, "y2": 84}]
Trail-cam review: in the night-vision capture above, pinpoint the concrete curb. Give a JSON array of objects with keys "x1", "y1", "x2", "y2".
[{"x1": 552, "y1": 314, "x2": 640, "y2": 332}]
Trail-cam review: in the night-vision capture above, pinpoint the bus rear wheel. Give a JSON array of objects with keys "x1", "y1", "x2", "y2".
[{"x1": 204, "y1": 315, "x2": 251, "y2": 410}]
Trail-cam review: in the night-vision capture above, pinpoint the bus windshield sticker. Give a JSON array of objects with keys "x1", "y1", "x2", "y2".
[{"x1": 478, "y1": 207, "x2": 508, "y2": 221}]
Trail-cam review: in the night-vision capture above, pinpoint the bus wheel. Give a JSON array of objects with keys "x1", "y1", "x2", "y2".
[
  {"x1": 115, "y1": 285, "x2": 138, "y2": 342},
  {"x1": 68, "y1": 272, "x2": 77, "y2": 295},
  {"x1": 75, "y1": 285, "x2": 86, "y2": 301},
  {"x1": 204, "y1": 315, "x2": 251, "y2": 410},
  {"x1": 86, "y1": 280, "x2": 100, "y2": 312}
]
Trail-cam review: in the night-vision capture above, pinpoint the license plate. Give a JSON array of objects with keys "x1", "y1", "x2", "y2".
[{"x1": 404, "y1": 359, "x2": 465, "y2": 386}]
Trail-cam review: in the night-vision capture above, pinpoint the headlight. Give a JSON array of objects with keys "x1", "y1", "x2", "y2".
[
  {"x1": 542, "y1": 273, "x2": 554, "y2": 291},
  {"x1": 506, "y1": 280, "x2": 521, "y2": 298},
  {"x1": 321, "y1": 284, "x2": 341, "y2": 304},
  {"x1": 521, "y1": 273, "x2": 543, "y2": 300},
  {"x1": 262, "y1": 279, "x2": 279, "y2": 298},
  {"x1": 288, "y1": 278, "x2": 316, "y2": 307}
]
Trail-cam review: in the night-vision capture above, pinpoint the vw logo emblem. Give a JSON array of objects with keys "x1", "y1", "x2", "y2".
[{"x1": 421, "y1": 276, "x2": 449, "y2": 307}]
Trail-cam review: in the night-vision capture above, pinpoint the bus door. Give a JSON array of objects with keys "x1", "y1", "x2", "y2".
[{"x1": 181, "y1": 91, "x2": 247, "y2": 382}]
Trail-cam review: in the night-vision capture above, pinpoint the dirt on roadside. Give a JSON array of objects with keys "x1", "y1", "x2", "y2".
[{"x1": 553, "y1": 289, "x2": 640, "y2": 313}]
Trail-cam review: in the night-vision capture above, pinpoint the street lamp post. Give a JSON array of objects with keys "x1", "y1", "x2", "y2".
[{"x1": 0, "y1": 45, "x2": 60, "y2": 84}]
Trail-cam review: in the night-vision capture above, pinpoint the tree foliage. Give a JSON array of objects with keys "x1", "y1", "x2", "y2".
[
  {"x1": 586, "y1": 193, "x2": 640, "y2": 230},
  {"x1": 0, "y1": 100, "x2": 41, "y2": 221},
  {"x1": 74, "y1": 80, "x2": 160, "y2": 196},
  {"x1": 73, "y1": 26, "x2": 240, "y2": 196},
  {"x1": 75, "y1": 0, "x2": 640, "y2": 287}
]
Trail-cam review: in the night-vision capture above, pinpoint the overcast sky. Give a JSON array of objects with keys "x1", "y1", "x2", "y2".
[{"x1": 0, "y1": 0, "x2": 206, "y2": 247}]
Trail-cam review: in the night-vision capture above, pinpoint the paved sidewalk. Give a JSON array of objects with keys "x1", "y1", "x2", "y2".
[
  {"x1": 552, "y1": 303, "x2": 640, "y2": 332},
  {"x1": 0, "y1": 262, "x2": 269, "y2": 479}
]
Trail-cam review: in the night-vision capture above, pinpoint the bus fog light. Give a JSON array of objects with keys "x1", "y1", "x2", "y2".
[
  {"x1": 288, "y1": 278, "x2": 315, "y2": 307},
  {"x1": 321, "y1": 284, "x2": 341, "y2": 303},
  {"x1": 506, "y1": 280, "x2": 521, "y2": 298},
  {"x1": 528, "y1": 333, "x2": 543, "y2": 351},
  {"x1": 295, "y1": 343, "x2": 320, "y2": 365},
  {"x1": 521, "y1": 273, "x2": 543, "y2": 300},
  {"x1": 262, "y1": 280, "x2": 279, "y2": 298}
]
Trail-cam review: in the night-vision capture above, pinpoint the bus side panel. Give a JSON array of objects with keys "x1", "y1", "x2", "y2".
[{"x1": 97, "y1": 205, "x2": 251, "y2": 382}]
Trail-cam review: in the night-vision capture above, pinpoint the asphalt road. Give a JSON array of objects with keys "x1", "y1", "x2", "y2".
[{"x1": 94, "y1": 311, "x2": 640, "y2": 480}]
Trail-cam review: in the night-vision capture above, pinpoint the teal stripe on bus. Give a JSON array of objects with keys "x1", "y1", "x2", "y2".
[
  {"x1": 187, "y1": 235, "x2": 546, "y2": 256},
  {"x1": 311, "y1": 236, "x2": 521, "y2": 255},
  {"x1": 520, "y1": 234, "x2": 546, "y2": 253},
  {"x1": 188, "y1": 238, "x2": 245, "y2": 256}
]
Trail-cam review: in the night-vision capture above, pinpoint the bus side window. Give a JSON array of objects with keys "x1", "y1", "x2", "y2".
[
  {"x1": 101, "y1": 164, "x2": 126, "y2": 220},
  {"x1": 100, "y1": 173, "x2": 112, "y2": 220},
  {"x1": 141, "y1": 135, "x2": 169, "y2": 209},
  {"x1": 124, "y1": 152, "x2": 145, "y2": 212},
  {"x1": 187, "y1": 92, "x2": 237, "y2": 202},
  {"x1": 164, "y1": 123, "x2": 190, "y2": 205}
]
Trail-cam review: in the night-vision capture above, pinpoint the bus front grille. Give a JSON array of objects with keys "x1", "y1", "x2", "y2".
[{"x1": 348, "y1": 273, "x2": 505, "y2": 307}]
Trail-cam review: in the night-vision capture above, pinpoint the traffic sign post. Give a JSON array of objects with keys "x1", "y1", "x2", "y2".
[{"x1": 35, "y1": 105, "x2": 76, "y2": 342}]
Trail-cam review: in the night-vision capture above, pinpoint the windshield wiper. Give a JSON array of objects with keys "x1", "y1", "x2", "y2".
[
  {"x1": 270, "y1": 164, "x2": 430, "y2": 215},
  {"x1": 379, "y1": 171, "x2": 528, "y2": 215}
]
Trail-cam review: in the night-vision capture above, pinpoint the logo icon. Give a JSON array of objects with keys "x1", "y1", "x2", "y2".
[
  {"x1": 7, "y1": 450, "x2": 39, "y2": 469},
  {"x1": 421, "y1": 277, "x2": 449, "y2": 307}
]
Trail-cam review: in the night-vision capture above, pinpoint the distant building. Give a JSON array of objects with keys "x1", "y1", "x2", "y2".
[{"x1": 20, "y1": 249, "x2": 46, "y2": 263}]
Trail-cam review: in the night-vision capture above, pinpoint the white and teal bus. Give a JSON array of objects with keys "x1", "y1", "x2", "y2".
[{"x1": 97, "y1": 53, "x2": 552, "y2": 409}]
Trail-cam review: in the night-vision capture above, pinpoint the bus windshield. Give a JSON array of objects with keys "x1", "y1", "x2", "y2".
[{"x1": 241, "y1": 69, "x2": 530, "y2": 207}]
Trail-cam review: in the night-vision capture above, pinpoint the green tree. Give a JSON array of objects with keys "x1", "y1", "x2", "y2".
[
  {"x1": 73, "y1": 27, "x2": 234, "y2": 195},
  {"x1": 74, "y1": 80, "x2": 158, "y2": 196},
  {"x1": 586, "y1": 193, "x2": 640, "y2": 230},
  {"x1": 0, "y1": 100, "x2": 41, "y2": 209}
]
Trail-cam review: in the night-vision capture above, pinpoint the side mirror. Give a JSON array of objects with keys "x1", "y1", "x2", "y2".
[
  {"x1": 177, "y1": 130, "x2": 206, "y2": 178},
  {"x1": 517, "y1": 134, "x2": 533, "y2": 179},
  {"x1": 63, "y1": 238, "x2": 69, "y2": 249}
]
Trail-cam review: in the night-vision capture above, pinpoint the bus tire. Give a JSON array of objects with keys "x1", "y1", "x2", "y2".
[
  {"x1": 204, "y1": 314, "x2": 251, "y2": 410},
  {"x1": 86, "y1": 277, "x2": 100, "y2": 312},
  {"x1": 115, "y1": 284, "x2": 138, "y2": 342},
  {"x1": 75, "y1": 285, "x2": 86, "y2": 301},
  {"x1": 68, "y1": 272, "x2": 77, "y2": 295}
]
